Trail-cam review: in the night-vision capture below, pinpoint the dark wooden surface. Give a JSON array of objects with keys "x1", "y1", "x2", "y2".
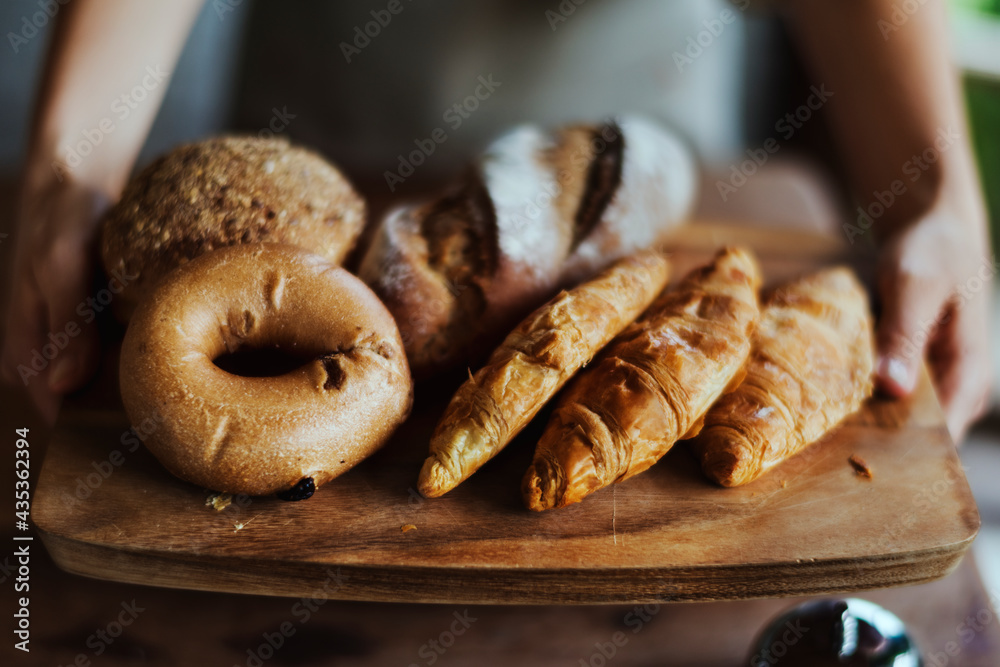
[
  {"x1": 29, "y1": 223, "x2": 981, "y2": 604},
  {"x1": 1, "y1": 548, "x2": 999, "y2": 666}
]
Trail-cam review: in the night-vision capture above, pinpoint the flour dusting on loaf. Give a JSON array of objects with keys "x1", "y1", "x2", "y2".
[
  {"x1": 481, "y1": 126, "x2": 562, "y2": 280},
  {"x1": 562, "y1": 117, "x2": 696, "y2": 282},
  {"x1": 360, "y1": 116, "x2": 697, "y2": 377}
]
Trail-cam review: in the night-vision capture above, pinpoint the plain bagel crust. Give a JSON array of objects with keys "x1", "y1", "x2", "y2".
[
  {"x1": 119, "y1": 244, "x2": 413, "y2": 497},
  {"x1": 102, "y1": 136, "x2": 366, "y2": 321}
]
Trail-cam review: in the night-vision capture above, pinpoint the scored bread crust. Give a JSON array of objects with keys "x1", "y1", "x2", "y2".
[
  {"x1": 522, "y1": 247, "x2": 761, "y2": 511},
  {"x1": 102, "y1": 136, "x2": 366, "y2": 321},
  {"x1": 359, "y1": 116, "x2": 696, "y2": 377},
  {"x1": 560, "y1": 117, "x2": 697, "y2": 285},
  {"x1": 118, "y1": 244, "x2": 412, "y2": 496},
  {"x1": 689, "y1": 267, "x2": 875, "y2": 487},
  {"x1": 417, "y1": 250, "x2": 671, "y2": 498}
]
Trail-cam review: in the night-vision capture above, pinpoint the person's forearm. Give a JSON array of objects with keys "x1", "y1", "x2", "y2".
[
  {"x1": 784, "y1": 0, "x2": 988, "y2": 245},
  {"x1": 26, "y1": 0, "x2": 203, "y2": 199},
  {"x1": 785, "y1": 0, "x2": 992, "y2": 439}
]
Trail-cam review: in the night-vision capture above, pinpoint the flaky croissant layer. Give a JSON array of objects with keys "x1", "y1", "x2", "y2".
[
  {"x1": 689, "y1": 266, "x2": 875, "y2": 487},
  {"x1": 523, "y1": 246, "x2": 762, "y2": 511},
  {"x1": 419, "y1": 250, "x2": 671, "y2": 498}
]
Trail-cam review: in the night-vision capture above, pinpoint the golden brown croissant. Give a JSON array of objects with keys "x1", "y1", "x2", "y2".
[
  {"x1": 689, "y1": 267, "x2": 875, "y2": 487},
  {"x1": 418, "y1": 250, "x2": 671, "y2": 498},
  {"x1": 523, "y1": 247, "x2": 761, "y2": 511}
]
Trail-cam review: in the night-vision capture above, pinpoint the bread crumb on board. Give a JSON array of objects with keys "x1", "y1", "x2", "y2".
[
  {"x1": 401, "y1": 524, "x2": 417, "y2": 533},
  {"x1": 232, "y1": 515, "x2": 260, "y2": 533},
  {"x1": 780, "y1": 480, "x2": 787, "y2": 489},
  {"x1": 848, "y1": 454, "x2": 873, "y2": 479},
  {"x1": 206, "y1": 492, "x2": 233, "y2": 511}
]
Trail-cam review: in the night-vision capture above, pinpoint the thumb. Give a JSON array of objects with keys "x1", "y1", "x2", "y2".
[
  {"x1": 874, "y1": 255, "x2": 953, "y2": 398},
  {"x1": 41, "y1": 252, "x2": 101, "y2": 395}
]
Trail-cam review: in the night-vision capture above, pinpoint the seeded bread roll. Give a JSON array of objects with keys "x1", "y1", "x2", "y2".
[
  {"x1": 101, "y1": 136, "x2": 366, "y2": 321},
  {"x1": 359, "y1": 116, "x2": 696, "y2": 377}
]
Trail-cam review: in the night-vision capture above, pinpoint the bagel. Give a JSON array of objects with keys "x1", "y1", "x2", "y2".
[
  {"x1": 119, "y1": 243, "x2": 413, "y2": 497},
  {"x1": 102, "y1": 136, "x2": 366, "y2": 321}
]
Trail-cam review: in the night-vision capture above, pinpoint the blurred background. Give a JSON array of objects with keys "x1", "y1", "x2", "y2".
[
  {"x1": 1, "y1": 0, "x2": 999, "y2": 664},
  {"x1": 1, "y1": 0, "x2": 998, "y2": 247}
]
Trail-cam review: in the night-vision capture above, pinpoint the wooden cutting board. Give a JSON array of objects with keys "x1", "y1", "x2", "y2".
[{"x1": 32, "y1": 223, "x2": 980, "y2": 604}]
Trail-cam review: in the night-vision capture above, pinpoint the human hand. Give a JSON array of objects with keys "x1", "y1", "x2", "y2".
[
  {"x1": 873, "y1": 204, "x2": 993, "y2": 443},
  {"x1": 1, "y1": 173, "x2": 111, "y2": 423}
]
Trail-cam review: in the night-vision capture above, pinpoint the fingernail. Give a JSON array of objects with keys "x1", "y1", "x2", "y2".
[
  {"x1": 877, "y1": 355, "x2": 915, "y2": 394},
  {"x1": 48, "y1": 356, "x2": 77, "y2": 392},
  {"x1": 947, "y1": 417, "x2": 964, "y2": 446}
]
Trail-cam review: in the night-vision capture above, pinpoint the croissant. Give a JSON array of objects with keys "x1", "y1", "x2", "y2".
[
  {"x1": 689, "y1": 267, "x2": 875, "y2": 487},
  {"x1": 523, "y1": 247, "x2": 761, "y2": 511},
  {"x1": 418, "y1": 250, "x2": 671, "y2": 498}
]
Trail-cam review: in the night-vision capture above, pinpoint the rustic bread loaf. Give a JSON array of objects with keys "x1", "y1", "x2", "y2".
[{"x1": 359, "y1": 116, "x2": 696, "y2": 377}]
